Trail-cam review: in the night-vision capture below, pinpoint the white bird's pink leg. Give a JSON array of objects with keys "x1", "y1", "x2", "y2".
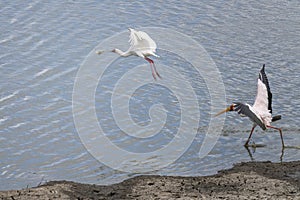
[
  {"x1": 144, "y1": 57, "x2": 156, "y2": 80},
  {"x1": 145, "y1": 57, "x2": 161, "y2": 80},
  {"x1": 266, "y1": 125, "x2": 285, "y2": 147},
  {"x1": 151, "y1": 61, "x2": 161, "y2": 79}
]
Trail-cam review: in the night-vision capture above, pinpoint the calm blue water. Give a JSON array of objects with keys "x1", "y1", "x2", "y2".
[{"x1": 1, "y1": 1, "x2": 300, "y2": 190}]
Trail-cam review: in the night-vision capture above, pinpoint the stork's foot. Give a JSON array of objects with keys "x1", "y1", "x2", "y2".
[
  {"x1": 244, "y1": 140, "x2": 250, "y2": 147},
  {"x1": 156, "y1": 72, "x2": 161, "y2": 79},
  {"x1": 152, "y1": 73, "x2": 157, "y2": 81}
]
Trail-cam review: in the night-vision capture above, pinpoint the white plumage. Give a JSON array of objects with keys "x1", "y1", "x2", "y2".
[
  {"x1": 128, "y1": 28, "x2": 157, "y2": 56},
  {"x1": 111, "y1": 28, "x2": 161, "y2": 80},
  {"x1": 252, "y1": 79, "x2": 272, "y2": 126}
]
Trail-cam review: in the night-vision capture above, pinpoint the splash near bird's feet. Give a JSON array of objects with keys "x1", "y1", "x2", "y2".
[
  {"x1": 244, "y1": 143, "x2": 266, "y2": 148},
  {"x1": 244, "y1": 139, "x2": 266, "y2": 148}
]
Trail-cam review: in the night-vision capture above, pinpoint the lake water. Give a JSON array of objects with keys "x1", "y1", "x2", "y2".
[{"x1": 1, "y1": 1, "x2": 300, "y2": 190}]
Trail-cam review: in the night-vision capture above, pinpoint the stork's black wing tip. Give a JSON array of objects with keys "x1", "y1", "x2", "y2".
[{"x1": 262, "y1": 64, "x2": 265, "y2": 71}]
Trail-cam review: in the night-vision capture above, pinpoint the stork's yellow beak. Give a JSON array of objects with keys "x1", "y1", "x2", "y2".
[{"x1": 214, "y1": 105, "x2": 233, "y2": 117}]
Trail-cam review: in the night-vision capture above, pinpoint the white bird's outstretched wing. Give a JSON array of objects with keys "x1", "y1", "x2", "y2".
[
  {"x1": 258, "y1": 64, "x2": 272, "y2": 113},
  {"x1": 253, "y1": 79, "x2": 269, "y2": 111},
  {"x1": 252, "y1": 65, "x2": 272, "y2": 125},
  {"x1": 128, "y1": 28, "x2": 157, "y2": 55},
  {"x1": 253, "y1": 65, "x2": 272, "y2": 114}
]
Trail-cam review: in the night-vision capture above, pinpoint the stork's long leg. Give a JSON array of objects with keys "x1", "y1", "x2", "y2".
[
  {"x1": 266, "y1": 125, "x2": 285, "y2": 148},
  {"x1": 244, "y1": 126, "x2": 256, "y2": 147},
  {"x1": 145, "y1": 57, "x2": 161, "y2": 79},
  {"x1": 152, "y1": 61, "x2": 161, "y2": 79},
  {"x1": 145, "y1": 57, "x2": 156, "y2": 80}
]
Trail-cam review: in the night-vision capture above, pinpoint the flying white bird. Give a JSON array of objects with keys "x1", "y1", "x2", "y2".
[
  {"x1": 215, "y1": 65, "x2": 284, "y2": 147},
  {"x1": 99, "y1": 28, "x2": 161, "y2": 80}
]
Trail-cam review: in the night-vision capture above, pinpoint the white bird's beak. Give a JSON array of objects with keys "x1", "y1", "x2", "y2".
[{"x1": 96, "y1": 50, "x2": 104, "y2": 55}]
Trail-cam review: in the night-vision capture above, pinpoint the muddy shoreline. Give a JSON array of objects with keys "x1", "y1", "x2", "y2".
[{"x1": 1, "y1": 161, "x2": 299, "y2": 199}]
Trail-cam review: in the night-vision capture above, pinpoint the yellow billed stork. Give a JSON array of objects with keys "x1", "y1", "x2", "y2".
[{"x1": 215, "y1": 64, "x2": 284, "y2": 147}]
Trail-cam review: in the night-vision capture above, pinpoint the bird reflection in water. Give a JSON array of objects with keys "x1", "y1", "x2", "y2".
[{"x1": 244, "y1": 143, "x2": 284, "y2": 162}]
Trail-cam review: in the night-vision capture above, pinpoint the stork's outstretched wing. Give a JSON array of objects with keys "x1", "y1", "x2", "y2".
[
  {"x1": 233, "y1": 102, "x2": 266, "y2": 130},
  {"x1": 258, "y1": 64, "x2": 272, "y2": 113},
  {"x1": 128, "y1": 28, "x2": 157, "y2": 52},
  {"x1": 253, "y1": 65, "x2": 272, "y2": 116}
]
